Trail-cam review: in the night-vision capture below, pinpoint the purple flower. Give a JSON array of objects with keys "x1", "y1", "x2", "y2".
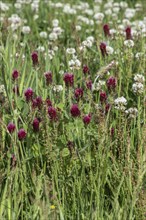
[
  {"x1": 48, "y1": 106, "x2": 57, "y2": 120},
  {"x1": 32, "y1": 96, "x2": 43, "y2": 109},
  {"x1": 100, "y1": 91, "x2": 107, "y2": 103},
  {"x1": 106, "y1": 77, "x2": 116, "y2": 91},
  {"x1": 100, "y1": 42, "x2": 107, "y2": 57},
  {"x1": 83, "y1": 65, "x2": 90, "y2": 74},
  {"x1": 7, "y1": 122, "x2": 16, "y2": 133},
  {"x1": 32, "y1": 118, "x2": 40, "y2": 132},
  {"x1": 83, "y1": 114, "x2": 91, "y2": 125},
  {"x1": 110, "y1": 127, "x2": 114, "y2": 137},
  {"x1": 75, "y1": 88, "x2": 83, "y2": 100},
  {"x1": 63, "y1": 73, "x2": 74, "y2": 87},
  {"x1": 125, "y1": 26, "x2": 132, "y2": 40},
  {"x1": 103, "y1": 24, "x2": 111, "y2": 37},
  {"x1": 70, "y1": 104, "x2": 81, "y2": 117},
  {"x1": 12, "y1": 70, "x2": 19, "y2": 80},
  {"x1": 18, "y1": 128, "x2": 26, "y2": 141},
  {"x1": 46, "y1": 99, "x2": 52, "y2": 107},
  {"x1": 31, "y1": 51, "x2": 38, "y2": 65},
  {"x1": 24, "y1": 88, "x2": 33, "y2": 102},
  {"x1": 86, "y1": 80, "x2": 92, "y2": 90},
  {"x1": 105, "y1": 103, "x2": 111, "y2": 114},
  {"x1": 44, "y1": 71, "x2": 53, "y2": 85}
]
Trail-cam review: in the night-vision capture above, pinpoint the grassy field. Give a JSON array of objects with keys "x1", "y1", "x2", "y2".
[{"x1": 0, "y1": 0, "x2": 146, "y2": 219}]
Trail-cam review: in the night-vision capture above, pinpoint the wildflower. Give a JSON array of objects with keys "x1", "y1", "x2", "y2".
[
  {"x1": 106, "y1": 46, "x2": 114, "y2": 55},
  {"x1": 86, "y1": 80, "x2": 92, "y2": 90},
  {"x1": 106, "y1": 77, "x2": 116, "y2": 90},
  {"x1": 70, "y1": 104, "x2": 81, "y2": 117},
  {"x1": 22, "y1": 26, "x2": 31, "y2": 34},
  {"x1": 7, "y1": 122, "x2": 16, "y2": 133},
  {"x1": 50, "y1": 205, "x2": 55, "y2": 210},
  {"x1": 24, "y1": 88, "x2": 33, "y2": 102},
  {"x1": 114, "y1": 96, "x2": 127, "y2": 111},
  {"x1": 39, "y1": 31, "x2": 47, "y2": 38},
  {"x1": 105, "y1": 103, "x2": 111, "y2": 114},
  {"x1": 32, "y1": 96, "x2": 43, "y2": 109},
  {"x1": 125, "y1": 108, "x2": 138, "y2": 118},
  {"x1": 44, "y1": 71, "x2": 53, "y2": 85},
  {"x1": 12, "y1": 70, "x2": 19, "y2": 80},
  {"x1": 66, "y1": 48, "x2": 76, "y2": 54},
  {"x1": 124, "y1": 40, "x2": 134, "y2": 48},
  {"x1": 100, "y1": 42, "x2": 107, "y2": 57},
  {"x1": 83, "y1": 114, "x2": 91, "y2": 125},
  {"x1": 75, "y1": 88, "x2": 84, "y2": 100},
  {"x1": 53, "y1": 85, "x2": 63, "y2": 92},
  {"x1": 32, "y1": 118, "x2": 40, "y2": 132},
  {"x1": 31, "y1": 51, "x2": 38, "y2": 65},
  {"x1": 134, "y1": 74, "x2": 145, "y2": 83},
  {"x1": 103, "y1": 24, "x2": 110, "y2": 37},
  {"x1": 100, "y1": 91, "x2": 107, "y2": 103},
  {"x1": 83, "y1": 65, "x2": 90, "y2": 74},
  {"x1": 63, "y1": 73, "x2": 74, "y2": 87},
  {"x1": 110, "y1": 127, "x2": 115, "y2": 136},
  {"x1": 18, "y1": 129, "x2": 26, "y2": 141},
  {"x1": 46, "y1": 99, "x2": 52, "y2": 106},
  {"x1": 48, "y1": 106, "x2": 57, "y2": 120},
  {"x1": 132, "y1": 83, "x2": 144, "y2": 94},
  {"x1": 125, "y1": 26, "x2": 132, "y2": 39}
]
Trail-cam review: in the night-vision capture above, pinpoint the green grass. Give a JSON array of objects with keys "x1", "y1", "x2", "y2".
[{"x1": 0, "y1": 0, "x2": 146, "y2": 219}]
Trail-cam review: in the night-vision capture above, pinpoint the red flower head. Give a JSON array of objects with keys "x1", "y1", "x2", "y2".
[
  {"x1": 75, "y1": 88, "x2": 84, "y2": 100},
  {"x1": 18, "y1": 128, "x2": 26, "y2": 141},
  {"x1": 44, "y1": 71, "x2": 53, "y2": 85},
  {"x1": 24, "y1": 88, "x2": 33, "y2": 102},
  {"x1": 106, "y1": 76, "x2": 116, "y2": 91},
  {"x1": 63, "y1": 73, "x2": 74, "y2": 87},
  {"x1": 7, "y1": 122, "x2": 16, "y2": 133},
  {"x1": 12, "y1": 70, "x2": 19, "y2": 80},
  {"x1": 46, "y1": 99, "x2": 52, "y2": 107},
  {"x1": 105, "y1": 103, "x2": 111, "y2": 114},
  {"x1": 100, "y1": 91, "x2": 107, "y2": 103},
  {"x1": 31, "y1": 51, "x2": 38, "y2": 65},
  {"x1": 103, "y1": 24, "x2": 111, "y2": 37},
  {"x1": 70, "y1": 104, "x2": 81, "y2": 117},
  {"x1": 86, "y1": 80, "x2": 92, "y2": 90},
  {"x1": 48, "y1": 106, "x2": 57, "y2": 120},
  {"x1": 100, "y1": 42, "x2": 107, "y2": 57},
  {"x1": 83, "y1": 65, "x2": 90, "y2": 74},
  {"x1": 125, "y1": 26, "x2": 132, "y2": 40},
  {"x1": 32, "y1": 118, "x2": 40, "y2": 132},
  {"x1": 83, "y1": 114, "x2": 91, "y2": 125}
]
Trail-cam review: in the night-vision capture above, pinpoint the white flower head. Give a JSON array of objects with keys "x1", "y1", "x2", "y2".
[
  {"x1": 22, "y1": 26, "x2": 31, "y2": 34},
  {"x1": 66, "y1": 48, "x2": 76, "y2": 55},
  {"x1": 114, "y1": 96, "x2": 127, "y2": 111},
  {"x1": 106, "y1": 46, "x2": 114, "y2": 55},
  {"x1": 132, "y1": 83, "x2": 144, "y2": 94},
  {"x1": 134, "y1": 74, "x2": 145, "y2": 83},
  {"x1": 39, "y1": 31, "x2": 47, "y2": 39},
  {"x1": 124, "y1": 40, "x2": 134, "y2": 48}
]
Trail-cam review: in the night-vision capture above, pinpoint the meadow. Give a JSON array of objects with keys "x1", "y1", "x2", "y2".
[{"x1": 0, "y1": 0, "x2": 146, "y2": 219}]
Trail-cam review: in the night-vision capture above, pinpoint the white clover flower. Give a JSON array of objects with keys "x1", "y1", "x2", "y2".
[
  {"x1": 53, "y1": 85, "x2": 63, "y2": 92},
  {"x1": 134, "y1": 74, "x2": 145, "y2": 83},
  {"x1": 105, "y1": 9, "x2": 112, "y2": 16},
  {"x1": 76, "y1": 25, "x2": 81, "y2": 31},
  {"x1": 68, "y1": 58, "x2": 81, "y2": 70},
  {"x1": 37, "y1": 46, "x2": 45, "y2": 52},
  {"x1": 39, "y1": 31, "x2": 47, "y2": 38},
  {"x1": 135, "y1": 52, "x2": 143, "y2": 59},
  {"x1": 94, "y1": 12, "x2": 104, "y2": 21},
  {"x1": 82, "y1": 39, "x2": 93, "y2": 48},
  {"x1": 66, "y1": 48, "x2": 76, "y2": 54},
  {"x1": 49, "y1": 32, "x2": 58, "y2": 41},
  {"x1": 120, "y1": 2, "x2": 128, "y2": 8},
  {"x1": 106, "y1": 46, "x2": 114, "y2": 55},
  {"x1": 132, "y1": 83, "x2": 144, "y2": 94},
  {"x1": 14, "y1": 3, "x2": 22, "y2": 9},
  {"x1": 53, "y1": 46, "x2": 58, "y2": 51},
  {"x1": 114, "y1": 97, "x2": 127, "y2": 111},
  {"x1": 124, "y1": 40, "x2": 134, "y2": 48},
  {"x1": 31, "y1": 2, "x2": 39, "y2": 12},
  {"x1": 86, "y1": 36, "x2": 94, "y2": 43},
  {"x1": 22, "y1": 26, "x2": 31, "y2": 34},
  {"x1": 92, "y1": 80, "x2": 105, "y2": 91},
  {"x1": 33, "y1": 14, "x2": 39, "y2": 20},
  {"x1": 125, "y1": 108, "x2": 138, "y2": 118},
  {"x1": 125, "y1": 8, "x2": 136, "y2": 19},
  {"x1": 52, "y1": 19, "x2": 59, "y2": 27},
  {"x1": 0, "y1": 2, "x2": 9, "y2": 11},
  {"x1": 53, "y1": 27, "x2": 63, "y2": 35}
]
